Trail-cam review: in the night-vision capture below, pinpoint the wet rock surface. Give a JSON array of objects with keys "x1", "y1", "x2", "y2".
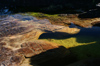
[{"x1": 0, "y1": 14, "x2": 80, "y2": 66}]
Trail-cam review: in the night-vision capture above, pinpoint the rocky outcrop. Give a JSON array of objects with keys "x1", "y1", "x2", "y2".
[{"x1": 0, "y1": 14, "x2": 80, "y2": 66}]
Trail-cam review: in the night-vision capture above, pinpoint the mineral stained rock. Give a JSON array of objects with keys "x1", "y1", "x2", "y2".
[{"x1": 0, "y1": 14, "x2": 80, "y2": 66}]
